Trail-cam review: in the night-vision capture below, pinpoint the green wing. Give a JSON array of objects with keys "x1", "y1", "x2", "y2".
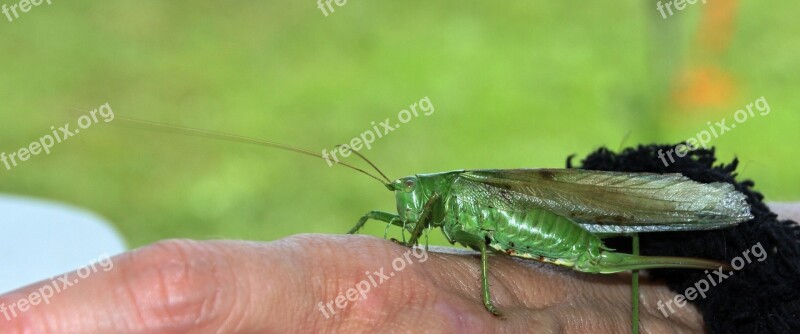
[{"x1": 458, "y1": 169, "x2": 753, "y2": 233}]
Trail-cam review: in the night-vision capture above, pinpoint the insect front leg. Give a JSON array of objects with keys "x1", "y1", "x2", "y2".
[
  {"x1": 347, "y1": 211, "x2": 403, "y2": 235},
  {"x1": 406, "y1": 193, "x2": 441, "y2": 247}
]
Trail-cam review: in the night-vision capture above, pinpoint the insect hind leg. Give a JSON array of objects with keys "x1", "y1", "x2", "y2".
[{"x1": 479, "y1": 241, "x2": 502, "y2": 317}]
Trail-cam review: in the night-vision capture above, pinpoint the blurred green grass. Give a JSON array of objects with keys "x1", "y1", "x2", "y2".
[{"x1": 1, "y1": 1, "x2": 798, "y2": 248}]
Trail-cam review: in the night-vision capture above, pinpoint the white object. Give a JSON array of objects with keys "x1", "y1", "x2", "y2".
[
  {"x1": 769, "y1": 202, "x2": 800, "y2": 222},
  {"x1": 0, "y1": 194, "x2": 127, "y2": 293}
]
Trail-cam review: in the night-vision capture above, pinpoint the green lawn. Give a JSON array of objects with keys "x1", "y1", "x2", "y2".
[{"x1": 1, "y1": 1, "x2": 798, "y2": 248}]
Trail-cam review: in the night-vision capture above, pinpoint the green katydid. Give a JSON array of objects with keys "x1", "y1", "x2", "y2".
[
  {"x1": 119, "y1": 117, "x2": 753, "y2": 332},
  {"x1": 349, "y1": 169, "x2": 750, "y2": 317}
]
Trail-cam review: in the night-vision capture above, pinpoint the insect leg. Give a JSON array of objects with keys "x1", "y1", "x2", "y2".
[
  {"x1": 383, "y1": 222, "x2": 393, "y2": 239},
  {"x1": 406, "y1": 193, "x2": 441, "y2": 246},
  {"x1": 631, "y1": 233, "x2": 640, "y2": 334},
  {"x1": 347, "y1": 211, "x2": 403, "y2": 234},
  {"x1": 401, "y1": 221, "x2": 408, "y2": 243},
  {"x1": 479, "y1": 241, "x2": 502, "y2": 317}
]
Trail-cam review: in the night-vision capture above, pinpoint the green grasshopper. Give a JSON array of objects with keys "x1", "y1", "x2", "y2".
[
  {"x1": 348, "y1": 168, "x2": 751, "y2": 316},
  {"x1": 119, "y1": 117, "x2": 753, "y2": 332}
]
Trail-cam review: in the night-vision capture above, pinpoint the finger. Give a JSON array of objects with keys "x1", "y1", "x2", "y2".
[
  {"x1": 0, "y1": 235, "x2": 475, "y2": 333},
  {"x1": 0, "y1": 235, "x2": 705, "y2": 333},
  {"x1": 417, "y1": 247, "x2": 704, "y2": 333},
  {"x1": 0, "y1": 238, "x2": 334, "y2": 333}
]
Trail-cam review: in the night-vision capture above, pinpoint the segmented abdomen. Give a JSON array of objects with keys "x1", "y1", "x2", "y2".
[{"x1": 445, "y1": 198, "x2": 603, "y2": 267}]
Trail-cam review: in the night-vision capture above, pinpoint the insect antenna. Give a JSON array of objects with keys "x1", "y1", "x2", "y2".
[
  {"x1": 115, "y1": 117, "x2": 390, "y2": 185},
  {"x1": 335, "y1": 145, "x2": 392, "y2": 183},
  {"x1": 617, "y1": 130, "x2": 632, "y2": 152}
]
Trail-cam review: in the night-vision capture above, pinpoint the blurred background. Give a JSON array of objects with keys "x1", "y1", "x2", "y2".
[{"x1": 1, "y1": 1, "x2": 798, "y2": 248}]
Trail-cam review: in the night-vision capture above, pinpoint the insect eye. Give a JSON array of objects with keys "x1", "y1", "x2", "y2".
[{"x1": 403, "y1": 180, "x2": 416, "y2": 192}]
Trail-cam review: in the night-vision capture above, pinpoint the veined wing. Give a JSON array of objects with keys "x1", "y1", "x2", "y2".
[{"x1": 458, "y1": 169, "x2": 753, "y2": 233}]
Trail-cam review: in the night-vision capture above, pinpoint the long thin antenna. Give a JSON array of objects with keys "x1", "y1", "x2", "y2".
[
  {"x1": 115, "y1": 117, "x2": 390, "y2": 186},
  {"x1": 617, "y1": 130, "x2": 633, "y2": 152},
  {"x1": 336, "y1": 145, "x2": 391, "y2": 183}
]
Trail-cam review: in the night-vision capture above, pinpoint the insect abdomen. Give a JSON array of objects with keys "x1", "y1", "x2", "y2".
[{"x1": 446, "y1": 198, "x2": 603, "y2": 268}]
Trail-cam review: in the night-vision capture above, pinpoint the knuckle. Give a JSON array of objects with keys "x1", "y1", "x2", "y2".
[{"x1": 120, "y1": 239, "x2": 240, "y2": 332}]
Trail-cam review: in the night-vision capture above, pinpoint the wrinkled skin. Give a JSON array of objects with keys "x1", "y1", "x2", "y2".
[{"x1": 1, "y1": 204, "x2": 795, "y2": 334}]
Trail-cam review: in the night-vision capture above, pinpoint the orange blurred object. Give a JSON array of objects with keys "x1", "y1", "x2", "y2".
[
  {"x1": 672, "y1": 0, "x2": 739, "y2": 110},
  {"x1": 673, "y1": 66, "x2": 736, "y2": 109}
]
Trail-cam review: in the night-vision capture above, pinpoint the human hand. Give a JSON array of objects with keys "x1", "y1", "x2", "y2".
[{"x1": 0, "y1": 233, "x2": 717, "y2": 333}]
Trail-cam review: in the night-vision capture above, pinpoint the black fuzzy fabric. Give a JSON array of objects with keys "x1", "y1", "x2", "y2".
[{"x1": 567, "y1": 144, "x2": 800, "y2": 333}]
